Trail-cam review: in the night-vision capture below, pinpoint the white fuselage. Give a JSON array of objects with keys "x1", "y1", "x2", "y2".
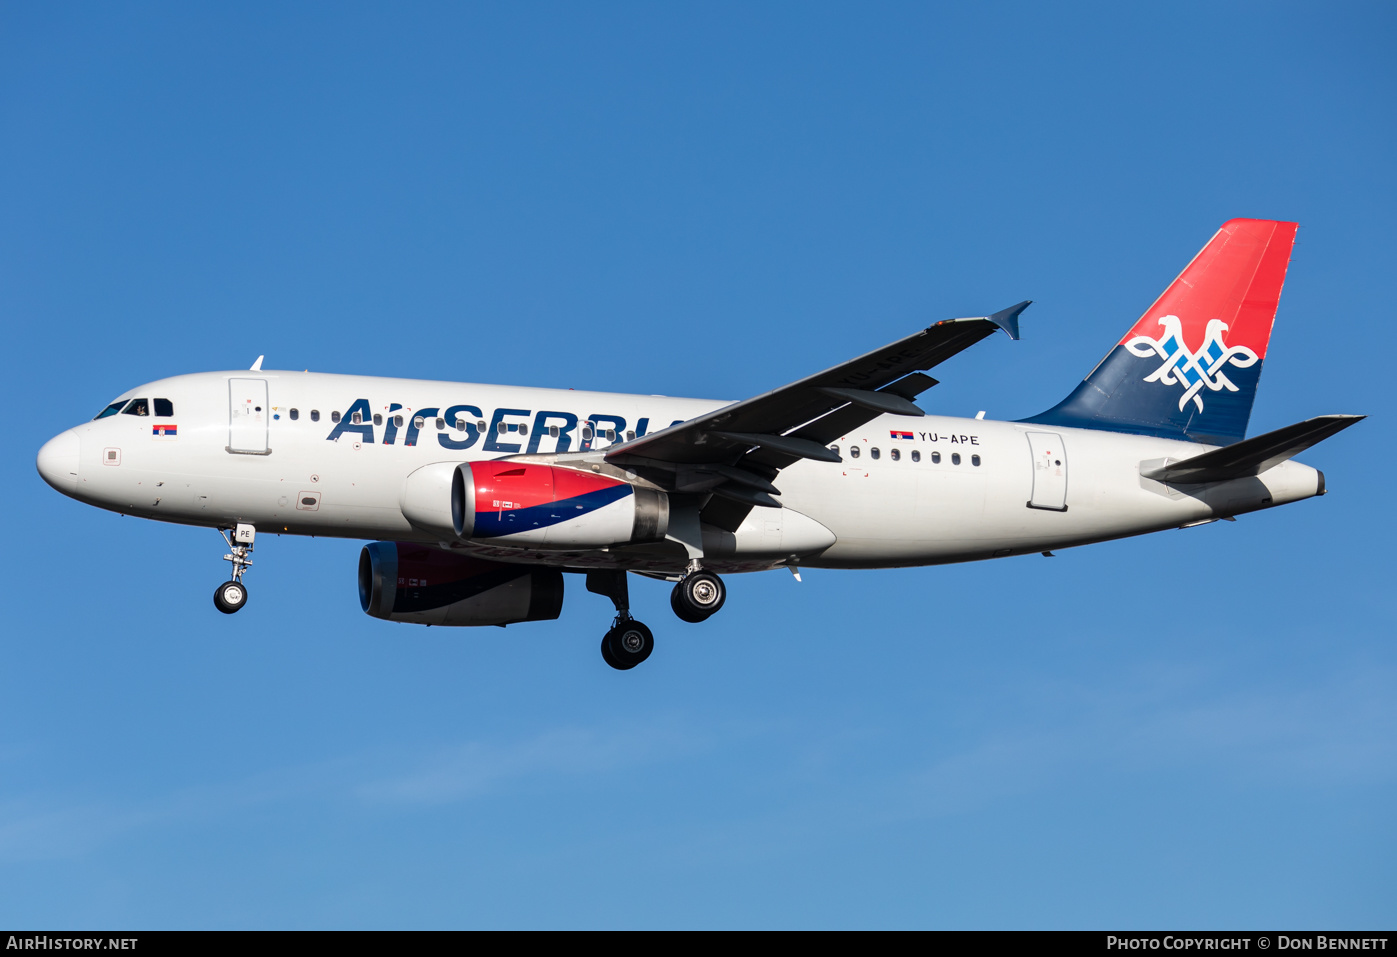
[{"x1": 42, "y1": 370, "x2": 1325, "y2": 573}]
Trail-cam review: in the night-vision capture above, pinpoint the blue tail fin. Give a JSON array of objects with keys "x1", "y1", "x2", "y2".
[{"x1": 1022, "y1": 219, "x2": 1298, "y2": 445}]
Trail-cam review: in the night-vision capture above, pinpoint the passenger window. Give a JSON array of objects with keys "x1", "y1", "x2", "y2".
[
  {"x1": 952, "y1": 452, "x2": 961, "y2": 465},
  {"x1": 583, "y1": 427, "x2": 594, "y2": 440},
  {"x1": 435, "y1": 417, "x2": 444, "y2": 430},
  {"x1": 972, "y1": 454, "x2": 981, "y2": 466},
  {"x1": 372, "y1": 414, "x2": 382, "y2": 427},
  {"x1": 154, "y1": 398, "x2": 174, "y2": 417},
  {"x1": 890, "y1": 448, "x2": 900, "y2": 461},
  {"x1": 931, "y1": 451, "x2": 941, "y2": 464},
  {"x1": 311, "y1": 410, "x2": 320, "y2": 422},
  {"x1": 626, "y1": 430, "x2": 635, "y2": 441},
  {"x1": 476, "y1": 419, "x2": 486, "y2": 433},
  {"x1": 414, "y1": 416, "x2": 425, "y2": 430},
  {"x1": 519, "y1": 424, "x2": 528, "y2": 436},
  {"x1": 497, "y1": 422, "x2": 507, "y2": 434},
  {"x1": 121, "y1": 398, "x2": 150, "y2": 416},
  {"x1": 455, "y1": 418, "x2": 467, "y2": 432},
  {"x1": 870, "y1": 447, "x2": 880, "y2": 459},
  {"x1": 911, "y1": 450, "x2": 921, "y2": 462},
  {"x1": 605, "y1": 429, "x2": 614, "y2": 441},
  {"x1": 549, "y1": 425, "x2": 560, "y2": 438},
  {"x1": 331, "y1": 411, "x2": 340, "y2": 423},
  {"x1": 94, "y1": 401, "x2": 125, "y2": 420},
  {"x1": 289, "y1": 408, "x2": 299, "y2": 421},
  {"x1": 849, "y1": 446, "x2": 860, "y2": 459},
  {"x1": 829, "y1": 445, "x2": 839, "y2": 457},
  {"x1": 394, "y1": 415, "x2": 403, "y2": 428}
]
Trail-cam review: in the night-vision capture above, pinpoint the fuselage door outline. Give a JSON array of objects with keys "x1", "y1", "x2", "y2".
[
  {"x1": 1026, "y1": 430, "x2": 1068, "y2": 511},
  {"x1": 228, "y1": 377, "x2": 270, "y2": 455}
]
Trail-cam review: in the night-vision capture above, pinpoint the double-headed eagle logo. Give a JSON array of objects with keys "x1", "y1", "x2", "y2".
[{"x1": 1124, "y1": 316, "x2": 1258, "y2": 413}]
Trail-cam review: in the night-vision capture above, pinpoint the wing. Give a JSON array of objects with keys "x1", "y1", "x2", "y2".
[{"x1": 606, "y1": 301, "x2": 1031, "y2": 529}]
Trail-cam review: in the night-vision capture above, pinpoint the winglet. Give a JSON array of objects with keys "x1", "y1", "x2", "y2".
[
  {"x1": 987, "y1": 301, "x2": 1031, "y2": 340},
  {"x1": 250, "y1": 355, "x2": 265, "y2": 371}
]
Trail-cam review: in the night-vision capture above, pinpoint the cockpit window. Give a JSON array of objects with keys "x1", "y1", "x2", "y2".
[
  {"x1": 94, "y1": 401, "x2": 126, "y2": 420},
  {"x1": 154, "y1": 398, "x2": 174, "y2": 417},
  {"x1": 121, "y1": 398, "x2": 150, "y2": 416}
]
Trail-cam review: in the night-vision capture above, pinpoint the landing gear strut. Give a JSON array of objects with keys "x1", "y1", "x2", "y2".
[
  {"x1": 214, "y1": 523, "x2": 255, "y2": 615},
  {"x1": 587, "y1": 570, "x2": 653, "y2": 670},
  {"x1": 670, "y1": 563, "x2": 726, "y2": 623}
]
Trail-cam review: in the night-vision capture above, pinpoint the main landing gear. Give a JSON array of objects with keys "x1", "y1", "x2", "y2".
[
  {"x1": 670, "y1": 564, "x2": 726, "y2": 623},
  {"x1": 587, "y1": 564, "x2": 728, "y2": 670},
  {"x1": 586, "y1": 570, "x2": 653, "y2": 670},
  {"x1": 213, "y1": 523, "x2": 256, "y2": 615},
  {"x1": 602, "y1": 620, "x2": 655, "y2": 671}
]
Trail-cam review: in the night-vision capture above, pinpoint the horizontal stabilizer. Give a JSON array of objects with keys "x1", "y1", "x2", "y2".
[{"x1": 1142, "y1": 414, "x2": 1364, "y2": 484}]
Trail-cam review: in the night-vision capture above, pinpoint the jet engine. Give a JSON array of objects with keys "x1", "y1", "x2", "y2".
[
  {"x1": 358, "y1": 541, "x2": 564, "y2": 626},
  {"x1": 400, "y1": 461, "x2": 668, "y2": 549}
]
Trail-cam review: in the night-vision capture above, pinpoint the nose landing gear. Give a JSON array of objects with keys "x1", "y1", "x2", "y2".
[{"x1": 213, "y1": 523, "x2": 256, "y2": 615}]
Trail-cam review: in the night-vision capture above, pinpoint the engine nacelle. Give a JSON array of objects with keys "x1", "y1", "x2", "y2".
[
  {"x1": 400, "y1": 462, "x2": 471, "y2": 541},
  {"x1": 358, "y1": 541, "x2": 564, "y2": 626},
  {"x1": 463, "y1": 462, "x2": 668, "y2": 549}
]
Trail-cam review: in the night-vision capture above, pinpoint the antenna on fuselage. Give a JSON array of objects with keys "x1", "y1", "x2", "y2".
[{"x1": 250, "y1": 355, "x2": 264, "y2": 371}]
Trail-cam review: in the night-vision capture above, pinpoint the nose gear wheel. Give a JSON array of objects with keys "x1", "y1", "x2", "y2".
[{"x1": 213, "y1": 580, "x2": 248, "y2": 614}]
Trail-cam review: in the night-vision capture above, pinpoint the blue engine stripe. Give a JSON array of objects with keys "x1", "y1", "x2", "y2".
[{"x1": 472, "y1": 483, "x2": 633, "y2": 539}]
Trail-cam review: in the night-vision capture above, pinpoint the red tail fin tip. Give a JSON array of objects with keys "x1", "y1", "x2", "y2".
[{"x1": 1120, "y1": 218, "x2": 1298, "y2": 362}]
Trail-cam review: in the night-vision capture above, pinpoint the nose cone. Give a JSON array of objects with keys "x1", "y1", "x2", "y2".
[{"x1": 37, "y1": 429, "x2": 81, "y2": 495}]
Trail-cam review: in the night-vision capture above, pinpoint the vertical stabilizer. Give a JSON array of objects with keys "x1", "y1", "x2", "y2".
[{"x1": 1023, "y1": 219, "x2": 1298, "y2": 445}]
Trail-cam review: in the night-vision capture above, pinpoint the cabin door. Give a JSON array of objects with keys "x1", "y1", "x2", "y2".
[
  {"x1": 1025, "y1": 430, "x2": 1068, "y2": 511},
  {"x1": 228, "y1": 378, "x2": 269, "y2": 454}
]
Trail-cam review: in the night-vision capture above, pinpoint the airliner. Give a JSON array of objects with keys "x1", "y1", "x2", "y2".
[{"x1": 36, "y1": 219, "x2": 1361, "y2": 669}]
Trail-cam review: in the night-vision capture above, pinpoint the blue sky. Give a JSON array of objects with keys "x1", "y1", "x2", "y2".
[{"x1": 2, "y1": 2, "x2": 1394, "y2": 928}]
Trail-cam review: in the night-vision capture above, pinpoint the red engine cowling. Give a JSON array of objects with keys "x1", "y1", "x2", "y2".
[
  {"x1": 358, "y1": 541, "x2": 564, "y2": 626},
  {"x1": 401, "y1": 461, "x2": 668, "y2": 548}
]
